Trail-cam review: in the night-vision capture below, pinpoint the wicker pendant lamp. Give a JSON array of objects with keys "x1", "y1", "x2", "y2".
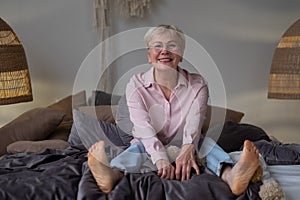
[
  {"x1": 268, "y1": 19, "x2": 300, "y2": 99},
  {"x1": 0, "y1": 18, "x2": 33, "y2": 105}
]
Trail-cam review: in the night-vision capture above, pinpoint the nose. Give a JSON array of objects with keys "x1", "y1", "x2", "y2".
[
  {"x1": 164, "y1": 44, "x2": 175, "y2": 51},
  {"x1": 160, "y1": 49, "x2": 170, "y2": 56},
  {"x1": 160, "y1": 45, "x2": 170, "y2": 53}
]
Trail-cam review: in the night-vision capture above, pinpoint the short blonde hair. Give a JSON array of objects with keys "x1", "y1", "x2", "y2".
[{"x1": 144, "y1": 24, "x2": 185, "y2": 52}]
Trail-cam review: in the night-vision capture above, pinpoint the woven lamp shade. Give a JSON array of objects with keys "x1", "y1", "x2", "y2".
[
  {"x1": 0, "y1": 18, "x2": 33, "y2": 105},
  {"x1": 268, "y1": 19, "x2": 300, "y2": 99}
]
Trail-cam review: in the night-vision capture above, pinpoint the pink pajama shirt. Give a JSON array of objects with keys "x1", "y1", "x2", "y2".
[{"x1": 125, "y1": 67, "x2": 208, "y2": 164}]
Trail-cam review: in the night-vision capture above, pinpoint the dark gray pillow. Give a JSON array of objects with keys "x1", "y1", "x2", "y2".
[
  {"x1": 68, "y1": 119, "x2": 83, "y2": 146},
  {"x1": 115, "y1": 95, "x2": 134, "y2": 143},
  {"x1": 213, "y1": 121, "x2": 271, "y2": 152},
  {"x1": 92, "y1": 90, "x2": 121, "y2": 105}
]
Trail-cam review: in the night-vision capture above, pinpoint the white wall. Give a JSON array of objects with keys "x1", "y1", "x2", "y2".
[{"x1": 0, "y1": 0, "x2": 300, "y2": 143}]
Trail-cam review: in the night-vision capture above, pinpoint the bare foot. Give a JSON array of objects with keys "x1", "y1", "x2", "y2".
[
  {"x1": 222, "y1": 140, "x2": 259, "y2": 196},
  {"x1": 87, "y1": 141, "x2": 123, "y2": 194}
]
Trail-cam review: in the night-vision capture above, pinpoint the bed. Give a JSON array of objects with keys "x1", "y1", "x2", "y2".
[{"x1": 0, "y1": 90, "x2": 299, "y2": 200}]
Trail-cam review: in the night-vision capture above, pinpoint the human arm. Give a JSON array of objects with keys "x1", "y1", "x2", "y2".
[
  {"x1": 175, "y1": 82, "x2": 208, "y2": 181},
  {"x1": 126, "y1": 79, "x2": 175, "y2": 179}
]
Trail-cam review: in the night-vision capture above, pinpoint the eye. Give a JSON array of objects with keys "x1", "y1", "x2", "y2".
[
  {"x1": 167, "y1": 43, "x2": 177, "y2": 49},
  {"x1": 153, "y1": 44, "x2": 163, "y2": 50}
]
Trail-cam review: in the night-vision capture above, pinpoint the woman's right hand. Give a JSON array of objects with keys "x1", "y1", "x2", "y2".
[{"x1": 156, "y1": 159, "x2": 175, "y2": 180}]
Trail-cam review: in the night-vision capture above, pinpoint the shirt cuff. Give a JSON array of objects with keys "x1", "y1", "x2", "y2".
[
  {"x1": 182, "y1": 134, "x2": 200, "y2": 149},
  {"x1": 150, "y1": 150, "x2": 169, "y2": 164}
]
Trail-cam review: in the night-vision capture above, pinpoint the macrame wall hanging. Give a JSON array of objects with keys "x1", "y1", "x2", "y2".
[
  {"x1": 93, "y1": 0, "x2": 152, "y2": 92},
  {"x1": 117, "y1": 0, "x2": 152, "y2": 18}
]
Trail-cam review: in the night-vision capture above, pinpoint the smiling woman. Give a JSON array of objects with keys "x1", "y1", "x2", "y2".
[
  {"x1": 145, "y1": 25, "x2": 185, "y2": 85},
  {"x1": 86, "y1": 25, "x2": 261, "y2": 196}
]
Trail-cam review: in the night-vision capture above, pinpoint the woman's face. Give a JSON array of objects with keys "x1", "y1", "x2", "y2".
[{"x1": 147, "y1": 33, "x2": 183, "y2": 71}]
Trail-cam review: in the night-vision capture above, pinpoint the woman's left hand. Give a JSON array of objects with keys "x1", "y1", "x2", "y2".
[{"x1": 175, "y1": 144, "x2": 200, "y2": 181}]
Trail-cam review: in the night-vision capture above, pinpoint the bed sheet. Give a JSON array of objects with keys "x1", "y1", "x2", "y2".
[
  {"x1": 0, "y1": 146, "x2": 87, "y2": 200},
  {"x1": 268, "y1": 165, "x2": 300, "y2": 200}
]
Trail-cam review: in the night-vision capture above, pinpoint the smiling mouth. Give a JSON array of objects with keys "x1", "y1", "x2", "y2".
[{"x1": 158, "y1": 58, "x2": 173, "y2": 62}]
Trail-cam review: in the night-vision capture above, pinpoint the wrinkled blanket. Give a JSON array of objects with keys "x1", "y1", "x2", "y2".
[
  {"x1": 0, "y1": 146, "x2": 86, "y2": 200},
  {"x1": 78, "y1": 162, "x2": 261, "y2": 200},
  {"x1": 0, "y1": 140, "x2": 299, "y2": 200}
]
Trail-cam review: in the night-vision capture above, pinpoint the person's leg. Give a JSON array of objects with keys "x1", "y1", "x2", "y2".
[
  {"x1": 199, "y1": 137, "x2": 234, "y2": 176},
  {"x1": 88, "y1": 141, "x2": 123, "y2": 194},
  {"x1": 110, "y1": 142, "x2": 148, "y2": 173},
  {"x1": 88, "y1": 141, "x2": 148, "y2": 194},
  {"x1": 221, "y1": 140, "x2": 259, "y2": 195},
  {"x1": 199, "y1": 138, "x2": 260, "y2": 196}
]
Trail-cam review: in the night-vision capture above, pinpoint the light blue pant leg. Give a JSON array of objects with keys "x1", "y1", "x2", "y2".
[
  {"x1": 110, "y1": 142, "x2": 148, "y2": 173},
  {"x1": 111, "y1": 138, "x2": 233, "y2": 176},
  {"x1": 199, "y1": 137, "x2": 234, "y2": 176}
]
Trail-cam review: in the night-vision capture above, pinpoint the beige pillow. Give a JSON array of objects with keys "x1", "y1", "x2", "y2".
[
  {"x1": 47, "y1": 90, "x2": 87, "y2": 140},
  {"x1": 7, "y1": 139, "x2": 70, "y2": 154},
  {"x1": 48, "y1": 90, "x2": 86, "y2": 122},
  {"x1": 0, "y1": 108, "x2": 65, "y2": 156},
  {"x1": 78, "y1": 105, "x2": 118, "y2": 124},
  {"x1": 45, "y1": 121, "x2": 73, "y2": 141},
  {"x1": 78, "y1": 104, "x2": 244, "y2": 134}
]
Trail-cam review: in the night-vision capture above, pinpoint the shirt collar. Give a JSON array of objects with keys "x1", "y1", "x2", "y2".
[
  {"x1": 143, "y1": 67, "x2": 155, "y2": 87},
  {"x1": 177, "y1": 67, "x2": 188, "y2": 88},
  {"x1": 143, "y1": 66, "x2": 188, "y2": 88}
]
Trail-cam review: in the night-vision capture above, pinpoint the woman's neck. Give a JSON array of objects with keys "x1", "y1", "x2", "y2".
[{"x1": 154, "y1": 67, "x2": 178, "y2": 90}]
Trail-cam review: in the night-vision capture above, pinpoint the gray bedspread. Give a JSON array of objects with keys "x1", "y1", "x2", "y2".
[{"x1": 0, "y1": 139, "x2": 299, "y2": 200}]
